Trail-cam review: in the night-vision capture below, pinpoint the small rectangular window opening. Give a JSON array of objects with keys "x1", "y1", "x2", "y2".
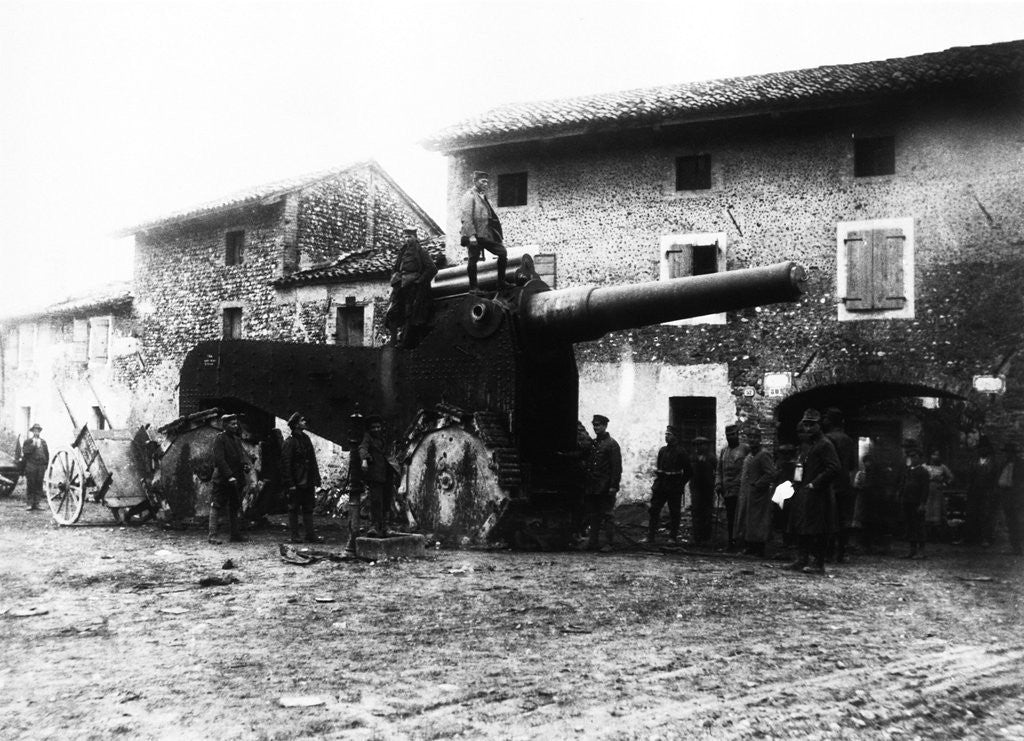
[
  {"x1": 225, "y1": 230, "x2": 245, "y2": 266},
  {"x1": 675, "y1": 155, "x2": 712, "y2": 191},
  {"x1": 223, "y1": 307, "x2": 243, "y2": 339},
  {"x1": 854, "y1": 137, "x2": 895, "y2": 177},
  {"x1": 497, "y1": 173, "x2": 528, "y2": 207}
]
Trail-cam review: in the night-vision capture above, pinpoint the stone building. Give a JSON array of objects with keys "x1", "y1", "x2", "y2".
[
  {"x1": 0, "y1": 283, "x2": 137, "y2": 451},
  {"x1": 425, "y1": 40, "x2": 1024, "y2": 497},
  {"x1": 1, "y1": 160, "x2": 444, "y2": 476}
]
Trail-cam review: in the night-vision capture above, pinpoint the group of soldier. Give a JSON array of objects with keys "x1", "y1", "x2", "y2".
[{"x1": 207, "y1": 410, "x2": 395, "y2": 556}]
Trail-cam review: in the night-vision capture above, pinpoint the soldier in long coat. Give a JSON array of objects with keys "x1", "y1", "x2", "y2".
[
  {"x1": 584, "y1": 414, "x2": 621, "y2": 551},
  {"x1": 208, "y1": 414, "x2": 251, "y2": 544},
  {"x1": 386, "y1": 226, "x2": 438, "y2": 347},
  {"x1": 715, "y1": 424, "x2": 749, "y2": 550},
  {"x1": 281, "y1": 412, "x2": 323, "y2": 543},
  {"x1": 740, "y1": 427, "x2": 777, "y2": 556},
  {"x1": 823, "y1": 407, "x2": 858, "y2": 563},
  {"x1": 689, "y1": 436, "x2": 717, "y2": 546},
  {"x1": 785, "y1": 408, "x2": 840, "y2": 574}
]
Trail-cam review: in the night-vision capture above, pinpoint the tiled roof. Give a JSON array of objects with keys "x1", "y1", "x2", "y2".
[
  {"x1": 119, "y1": 159, "x2": 433, "y2": 235},
  {"x1": 424, "y1": 39, "x2": 1024, "y2": 151},
  {"x1": 0, "y1": 282, "x2": 133, "y2": 323},
  {"x1": 273, "y1": 236, "x2": 448, "y2": 287}
]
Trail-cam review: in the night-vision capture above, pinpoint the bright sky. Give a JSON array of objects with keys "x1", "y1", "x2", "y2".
[{"x1": 1, "y1": 0, "x2": 1022, "y2": 317}]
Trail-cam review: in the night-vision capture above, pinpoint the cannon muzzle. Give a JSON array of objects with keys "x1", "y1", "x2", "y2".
[{"x1": 520, "y1": 261, "x2": 806, "y2": 344}]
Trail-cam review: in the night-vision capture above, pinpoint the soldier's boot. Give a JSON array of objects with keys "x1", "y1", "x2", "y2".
[
  {"x1": 228, "y1": 506, "x2": 248, "y2": 542},
  {"x1": 345, "y1": 502, "x2": 361, "y2": 556},
  {"x1": 302, "y1": 510, "x2": 323, "y2": 543},
  {"x1": 288, "y1": 510, "x2": 302, "y2": 543},
  {"x1": 604, "y1": 516, "x2": 616, "y2": 549},
  {"x1": 208, "y1": 505, "x2": 223, "y2": 544}
]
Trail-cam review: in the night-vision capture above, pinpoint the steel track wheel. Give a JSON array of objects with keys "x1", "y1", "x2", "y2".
[{"x1": 45, "y1": 448, "x2": 86, "y2": 525}]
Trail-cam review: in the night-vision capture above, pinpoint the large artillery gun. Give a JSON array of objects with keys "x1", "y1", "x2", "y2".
[{"x1": 178, "y1": 259, "x2": 805, "y2": 545}]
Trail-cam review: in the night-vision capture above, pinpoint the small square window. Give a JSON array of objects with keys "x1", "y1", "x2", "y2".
[
  {"x1": 225, "y1": 230, "x2": 245, "y2": 266},
  {"x1": 854, "y1": 137, "x2": 895, "y2": 177},
  {"x1": 223, "y1": 307, "x2": 243, "y2": 339},
  {"x1": 675, "y1": 155, "x2": 712, "y2": 191},
  {"x1": 336, "y1": 304, "x2": 364, "y2": 347},
  {"x1": 497, "y1": 172, "x2": 528, "y2": 207}
]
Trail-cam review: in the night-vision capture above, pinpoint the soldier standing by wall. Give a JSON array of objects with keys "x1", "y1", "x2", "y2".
[
  {"x1": 359, "y1": 415, "x2": 392, "y2": 538},
  {"x1": 739, "y1": 427, "x2": 777, "y2": 557},
  {"x1": 715, "y1": 424, "x2": 749, "y2": 551},
  {"x1": 647, "y1": 425, "x2": 692, "y2": 544},
  {"x1": 208, "y1": 414, "x2": 250, "y2": 544},
  {"x1": 459, "y1": 170, "x2": 509, "y2": 292},
  {"x1": 690, "y1": 436, "x2": 717, "y2": 546},
  {"x1": 584, "y1": 414, "x2": 621, "y2": 552},
  {"x1": 20, "y1": 423, "x2": 48, "y2": 511},
  {"x1": 898, "y1": 444, "x2": 930, "y2": 559},
  {"x1": 995, "y1": 442, "x2": 1023, "y2": 556},
  {"x1": 785, "y1": 409, "x2": 840, "y2": 575},
  {"x1": 823, "y1": 408, "x2": 858, "y2": 563},
  {"x1": 281, "y1": 412, "x2": 324, "y2": 544}
]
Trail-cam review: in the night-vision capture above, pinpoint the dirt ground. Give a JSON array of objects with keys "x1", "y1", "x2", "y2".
[{"x1": 1, "y1": 489, "x2": 1022, "y2": 741}]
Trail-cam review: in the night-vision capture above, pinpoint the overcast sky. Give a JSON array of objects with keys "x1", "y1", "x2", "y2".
[{"x1": 1, "y1": 0, "x2": 1023, "y2": 317}]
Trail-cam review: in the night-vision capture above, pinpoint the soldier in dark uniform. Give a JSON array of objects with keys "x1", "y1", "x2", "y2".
[
  {"x1": 344, "y1": 414, "x2": 366, "y2": 557},
  {"x1": 785, "y1": 408, "x2": 840, "y2": 574},
  {"x1": 584, "y1": 414, "x2": 621, "y2": 552},
  {"x1": 647, "y1": 425, "x2": 693, "y2": 543},
  {"x1": 690, "y1": 436, "x2": 717, "y2": 546},
  {"x1": 898, "y1": 444, "x2": 930, "y2": 559},
  {"x1": 20, "y1": 423, "x2": 49, "y2": 511},
  {"x1": 208, "y1": 414, "x2": 251, "y2": 544},
  {"x1": 281, "y1": 412, "x2": 324, "y2": 543},
  {"x1": 386, "y1": 226, "x2": 438, "y2": 347},
  {"x1": 715, "y1": 424, "x2": 749, "y2": 550},
  {"x1": 359, "y1": 415, "x2": 392, "y2": 537},
  {"x1": 823, "y1": 408, "x2": 858, "y2": 563}
]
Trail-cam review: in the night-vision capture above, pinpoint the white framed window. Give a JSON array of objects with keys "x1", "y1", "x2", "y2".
[
  {"x1": 222, "y1": 306, "x2": 244, "y2": 340},
  {"x1": 88, "y1": 316, "x2": 112, "y2": 362},
  {"x1": 326, "y1": 297, "x2": 374, "y2": 347},
  {"x1": 837, "y1": 217, "x2": 914, "y2": 321},
  {"x1": 659, "y1": 232, "x2": 727, "y2": 325}
]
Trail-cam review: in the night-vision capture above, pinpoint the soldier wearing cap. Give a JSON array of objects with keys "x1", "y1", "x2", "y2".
[
  {"x1": 898, "y1": 442, "x2": 929, "y2": 559},
  {"x1": 715, "y1": 423, "x2": 749, "y2": 550},
  {"x1": 785, "y1": 408, "x2": 840, "y2": 574},
  {"x1": 386, "y1": 226, "x2": 438, "y2": 348},
  {"x1": 281, "y1": 412, "x2": 323, "y2": 543},
  {"x1": 739, "y1": 426, "x2": 777, "y2": 557},
  {"x1": 20, "y1": 423, "x2": 49, "y2": 511},
  {"x1": 995, "y1": 441, "x2": 1023, "y2": 556},
  {"x1": 584, "y1": 414, "x2": 621, "y2": 551},
  {"x1": 823, "y1": 407, "x2": 858, "y2": 563},
  {"x1": 459, "y1": 170, "x2": 509, "y2": 292},
  {"x1": 358, "y1": 414, "x2": 393, "y2": 537},
  {"x1": 208, "y1": 413, "x2": 251, "y2": 544},
  {"x1": 647, "y1": 425, "x2": 693, "y2": 543},
  {"x1": 690, "y1": 435, "x2": 717, "y2": 545}
]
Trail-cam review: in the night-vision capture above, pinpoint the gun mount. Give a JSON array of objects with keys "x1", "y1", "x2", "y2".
[{"x1": 178, "y1": 260, "x2": 805, "y2": 546}]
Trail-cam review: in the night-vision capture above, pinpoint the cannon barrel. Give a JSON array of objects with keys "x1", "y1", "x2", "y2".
[{"x1": 520, "y1": 261, "x2": 806, "y2": 343}]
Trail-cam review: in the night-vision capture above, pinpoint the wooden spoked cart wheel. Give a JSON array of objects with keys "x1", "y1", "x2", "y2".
[{"x1": 45, "y1": 447, "x2": 87, "y2": 525}]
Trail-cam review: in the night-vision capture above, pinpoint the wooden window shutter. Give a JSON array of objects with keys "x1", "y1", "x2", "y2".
[
  {"x1": 72, "y1": 319, "x2": 89, "y2": 362},
  {"x1": 533, "y1": 254, "x2": 557, "y2": 288},
  {"x1": 874, "y1": 229, "x2": 907, "y2": 309},
  {"x1": 89, "y1": 317, "x2": 110, "y2": 359},
  {"x1": 843, "y1": 232, "x2": 872, "y2": 310},
  {"x1": 666, "y1": 247, "x2": 692, "y2": 279}
]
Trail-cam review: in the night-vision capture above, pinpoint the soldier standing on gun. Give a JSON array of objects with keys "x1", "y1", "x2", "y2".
[
  {"x1": 20, "y1": 423, "x2": 49, "y2": 511},
  {"x1": 281, "y1": 412, "x2": 324, "y2": 544},
  {"x1": 360, "y1": 415, "x2": 392, "y2": 537},
  {"x1": 584, "y1": 414, "x2": 621, "y2": 552},
  {"x1": 208, "y1": 414, "x2": 250, "y2": 544},
  {"x1": 460, "y1": 170, "x2": 509, "y2": 293},
  {"x1": 386, "y1": 226, "x2": 438, "y2": 348},
  {"x1": 647, "y1": 425, "x2": 693, "y2": 544}
]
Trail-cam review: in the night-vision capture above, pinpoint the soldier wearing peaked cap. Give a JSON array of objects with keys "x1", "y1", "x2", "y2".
[
  {"x1": 386, "y1": 225, "x2": 438, "y2": 348},
  {"x1": 647, "y1": 425, "x2": 693, "y2": 544},
  {"x1": 208, "y1": 413, "x2": 252, "y2": 544},
  {"x1": 716, "y1": 423, "x2": 749, "y2": 551},
  {"x1": 785, "y1": 408, "x2": 840, "y2": 574},
  {"x1": 281, "y1": 412, "x2": 324, "y2": 543},
  {"x1": 460, "y1": 170, "x2": 509, "y2": 292},
  {"x1": 584, "y1": 414, "x2": 621, "y2": 551},
  {"x1": 739, "y1": 426, "x2": 777, "y2": 557},
  {"x1": 359, "y1": 414, "x2": 394, "y2": 537}
]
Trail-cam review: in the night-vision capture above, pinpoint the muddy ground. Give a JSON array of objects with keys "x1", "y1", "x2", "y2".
[{"x1": 1, "y1": 489, "x2": 1022, "y2": 741}]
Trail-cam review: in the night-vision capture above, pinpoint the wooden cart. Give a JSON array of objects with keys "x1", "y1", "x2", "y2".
[{"x1": 45, "y1": 424, "x2": 158, "y2": 525}]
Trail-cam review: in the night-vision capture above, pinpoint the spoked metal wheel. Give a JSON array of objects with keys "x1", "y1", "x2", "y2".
[{"x1": 45, "y1": 448, "x2": 87, "y2": 525}]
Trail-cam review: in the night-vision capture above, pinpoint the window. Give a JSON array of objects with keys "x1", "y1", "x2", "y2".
[
  {"x1": 223, "y1": 307, "x2": 243, "y2": 339},
  {"x1": 659, "y1": 233, "x2": 727, "y2": 324},
  {"x1": 92, "y1": 406, "x2": 107, "y2": 430},
  {"x1": 854, "y1": 136, "x2": 895, "y2": 177},
  {"x1": 837, "y1": 217, "x2": 914, "y2": 321},
  {"x1": 497, "y1": 172, "x2": 528, "y2": 207},
  {"x1": 533, "y1": 254, "x2": 557, "y2": 288},
  {"x1": 675, "y1": 155, "x2": 712, "y2": 191},
  {"x1": 88, "y1": 317, "x2": 111, "y2": 361},
  {"x1": 17, "y1": 323, "x2": 36, "y2": 367},
  {"x1": 335, "y1": 302, "x2": 364, "y2": 347},
  {"x1": 72, "y1": 319, "x2": 89, "y2": 363},
  {"x1": 669, "y1": 396, "x2": 716, "y2": 446},
  {"x1": 225, "y1": 230, "x2": 245, "y2": 266}
]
